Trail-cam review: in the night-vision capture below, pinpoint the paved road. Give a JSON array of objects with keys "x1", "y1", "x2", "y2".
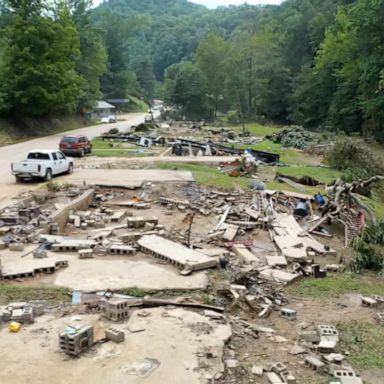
[{"x1": 0, "y1": 113, "x2": 145, "y2": 207}]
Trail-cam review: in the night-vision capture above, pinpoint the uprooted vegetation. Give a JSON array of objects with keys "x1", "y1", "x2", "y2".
[{"x1": 266, "y1": 125, "x2": 315, "y2": 149}]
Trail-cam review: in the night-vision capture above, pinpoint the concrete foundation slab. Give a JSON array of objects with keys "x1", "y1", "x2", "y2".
[
  {"x1": 53, "y1": 257, "x2": 209, "y2": 291},
  {"x1": 0, "y1": 308, "x2": 231, "y2": 384}
]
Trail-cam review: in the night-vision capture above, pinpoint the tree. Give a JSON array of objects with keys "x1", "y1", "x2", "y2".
[
  {"x1": 164, "y1": 62, "x2": 208, "y2": 120},
  {"x1": 134, "y1": 56, "x2": 156, "y2": 99},
  {"x1": 2, "y1": 0, "x2": 83, "y2": 115},
  {"x1": 93, "y1": 9, "x2": 144, "y2": 98},
  {"x1": 196, "y1": 33, "x2": 228, "y2": 119},
  {"x1": 69, "y1": 0, "x2": 107, "y2": 109},
  {"x1": 313, "y1": 0, "x2": 384, "y2": 139}
]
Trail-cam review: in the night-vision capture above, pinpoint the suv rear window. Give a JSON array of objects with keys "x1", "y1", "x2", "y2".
[
  {"x1": 27, "y1": 152, "x2": 50, "y2": 160},
  {"x1": 61, "y1": 137, "x2": 78, "y2": 143}
]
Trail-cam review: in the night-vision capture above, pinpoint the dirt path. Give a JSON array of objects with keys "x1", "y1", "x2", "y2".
[
  {"x1": 0, "y1": 113, "x2": 145, "y2": 207},
  {"x1": 75, "y1": 155, "x2": 237, "y2": 166}
]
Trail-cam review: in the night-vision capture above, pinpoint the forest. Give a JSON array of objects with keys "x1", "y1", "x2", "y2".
[{"x1": 0, "y1": 0, "x2": 383, "y2": 140}]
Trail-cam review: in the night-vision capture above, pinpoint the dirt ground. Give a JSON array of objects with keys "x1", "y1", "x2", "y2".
[{"x1": 56, "y1": 169, "x2": 195, "y2": 187}]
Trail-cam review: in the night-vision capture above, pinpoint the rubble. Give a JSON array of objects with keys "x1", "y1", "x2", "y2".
[
  {"x1": 100, "y1": 298, "x2": 132, "y2": 321},
  {"x1": 280, "y1": 307, "x2": 297, "y2": 320},
  {"x1": 59, "y1": 324, "x2": 94, "y2": 356},
  {"x1": 105, "y1": 327, "x2": 125, "y2": 343},
  {"x1": 138, "y1": 234, "x2": 217, "y2": 273},
  {"x1": 0, "y1": 169, "x2": 374, "y2": 383}
]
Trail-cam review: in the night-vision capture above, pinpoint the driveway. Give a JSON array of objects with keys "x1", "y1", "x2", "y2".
[{"x1": 0, "y1": 113, "x2": 145, "y2": 207}]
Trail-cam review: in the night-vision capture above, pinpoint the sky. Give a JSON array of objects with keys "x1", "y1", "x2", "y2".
[{"x1": 92, "y1": 1, "x2": 284, "y2": 8}]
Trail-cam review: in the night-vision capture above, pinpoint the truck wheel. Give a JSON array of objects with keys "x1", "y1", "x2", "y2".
[
  {"x1": 67, "y1": 163, "x2": 74, "y2": 174},
  {"x1": 44, "y1": 169, "x2": 52, "y2": 182},
  {"x1": 15, "y1": 176, "x2": 22, "y2": 184}
]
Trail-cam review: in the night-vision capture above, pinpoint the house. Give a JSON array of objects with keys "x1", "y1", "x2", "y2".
[
  {"x1": 106, "y1": 99, "x2": 130, "y2": 113},
  {"x1": 92, "y1": 101, "x2": 116, "y2": 120}
]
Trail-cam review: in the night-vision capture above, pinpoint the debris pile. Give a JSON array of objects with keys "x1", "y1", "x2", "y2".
[
  {"x1": 0, "y1": 178, "x2": 375, "y2": 383},
  {"x1": 267, "y1": 125, "x2": 314, "y2": 149}
]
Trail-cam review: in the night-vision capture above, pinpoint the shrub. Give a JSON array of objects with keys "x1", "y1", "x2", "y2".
[
  {"x1": 351, "y1": 220, "x2": 384, "y2": 272},
  {"x1": 226, "y1": 110, "x2": 241, "y2": 124}
]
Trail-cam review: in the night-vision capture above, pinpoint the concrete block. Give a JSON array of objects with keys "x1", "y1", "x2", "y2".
[
  {"x1": 318, "y1": 325, "x2": 339, "y2": 341},
  {"x1": 304, "y1": 355, "x2": 325, "y2": 372},
  {"x1": 271, "y1": 362, "x2": 287, "y2": 374},
  {"x1": 361, "y1": 296, "x2": 377, "y2": 307},
  {"x1": 300, "y1": 330, "x2": 320, "y2": 343},
  {"x1": 29, "y1": 300, "x2": 47, "y2": 316},
  {"x1": 78, "y1": 249, "x2": 94, "y2": 259},
  {"x1": 333, "y1": 369, "x2": 363, "y2": 384},
  {"x1": 11, "y1": 306, "x2": 34, "y2": 323},
  {"x1": 339, "y1": 378, "x2": 363, "y2": 384},
  {"x1": 266, "y1": 256, "x2": 288, "y2": 267},
  {"x1": 144, "y1": 222, "x2": 155, "y2": 231},
  {"x1": 108, "y1": 245, "x2": 136, "y2": 255},
  {"x1": 127, "y1": 216, "x2": 158, "y2": 229},
  {"x1": 101, "y1": 299, "x2": 132, "y2": 321},
  {"x1": 280, "y1": 307, "x2": 297, "y2": 321},
  {"x1": 8, "y1": 302, "x2": 28, "y2": 309},
  {"x1": 266, "y1": 372, "x2": 284, "y2": 383},
  {"x1": 281, "y1": 371, "x2": 296, "y2": 384},
  {"x1": 105, "y1": 327, "x2": 125, "y2": 343},
  {"x1": 251, "y1": 365, "x2": 263, "y2": 376},
  {"x1": 0, "y1": 310, "x2": 12, "y2": 322},
  {"x1": 74, "y1": 216, "x2": 81, "y2": 228},
  {"x1": 33, "y1": 249, "x2": 48, "y2": 259},
  {"x1": 232, "y1": 244, "x2": 260, "y2": 266},
  {"x1": 9, "y1": 243, "x2": 24, "y2": 252},
  {"x1": 59, "y1": 325, "x2": 93, "y2": 356},
  {"x1": 318, "y1": 339, "x2": 337, "y2": 353}
]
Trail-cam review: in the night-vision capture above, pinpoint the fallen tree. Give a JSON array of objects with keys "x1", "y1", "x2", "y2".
[{"x1": 325, "y1": 176, "x2": 384, "y2": 223}]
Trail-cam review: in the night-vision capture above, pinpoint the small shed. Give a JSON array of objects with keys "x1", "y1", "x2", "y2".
[{"x1": 92, "y1": 101, "x2": 116, "y2": 119}]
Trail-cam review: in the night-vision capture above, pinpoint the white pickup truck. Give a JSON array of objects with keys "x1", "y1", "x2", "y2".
[{"x1": 11, "y1": 150, "x2": 74, "y2": 183}]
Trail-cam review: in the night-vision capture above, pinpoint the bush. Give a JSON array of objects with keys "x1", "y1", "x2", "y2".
[
  {"x1": 324, "y1": 138, "x2": 383, "y2": 176},
  {"x1": 324, "y1": 138, "x2": 384, "y2": 199},
  {"x1": 226, "y1": 110, "x2": 241, "y2": 124},
  {"x1": 351, "y1": 220, "x2": 384, "y2": 272}
]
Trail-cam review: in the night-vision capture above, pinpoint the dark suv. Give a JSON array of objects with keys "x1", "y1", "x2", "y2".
[{"x1": 59, "y1": 135, "x2": 92, "y2": 157}]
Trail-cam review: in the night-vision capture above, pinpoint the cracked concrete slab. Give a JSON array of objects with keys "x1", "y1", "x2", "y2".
[{"x1": 0, "y1": 308, "x2": 232, "y2": 384}]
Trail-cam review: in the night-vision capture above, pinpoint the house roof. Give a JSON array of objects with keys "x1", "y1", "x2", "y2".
[
  {"x1": 106, "y1": 99, "x2": 130, "y2": 104},
  {"x1": 95, "y1": 101, "x2": 116, "y2": 109}
]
